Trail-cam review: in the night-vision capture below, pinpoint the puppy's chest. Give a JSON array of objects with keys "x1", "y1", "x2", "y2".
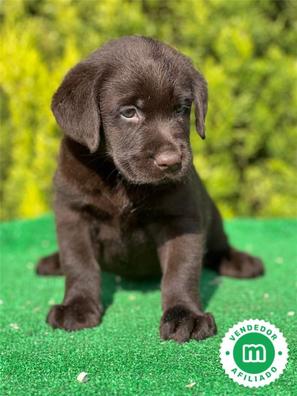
[
  {"x1": 87, "y1": 188, "x2": 151, "y2": 255},
  {"x1": 88, "y1": 186, "x2": 140, "y2": 224}
]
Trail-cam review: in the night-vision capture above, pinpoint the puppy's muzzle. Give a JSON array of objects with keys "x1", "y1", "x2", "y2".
[{"x1": 154, "y1": 151, "x2": 182, "y2": 173}]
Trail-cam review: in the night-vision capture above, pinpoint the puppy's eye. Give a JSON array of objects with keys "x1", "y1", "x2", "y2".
[
  {"x1": 175, "y1": 104, "x2": 191, "y2": 116},
  {"x1": 120, "y1": 106, "x2": 138, "y2": 119}
]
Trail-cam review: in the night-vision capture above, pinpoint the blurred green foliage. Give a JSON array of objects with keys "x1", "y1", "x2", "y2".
[{"x1": 1, "y1": 0, "x2": 297, "y2": 220}]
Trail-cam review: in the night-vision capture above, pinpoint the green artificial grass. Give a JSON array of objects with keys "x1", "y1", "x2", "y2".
[{"x1": 0, "y1": 215, "x2": 296, "y2": 395}]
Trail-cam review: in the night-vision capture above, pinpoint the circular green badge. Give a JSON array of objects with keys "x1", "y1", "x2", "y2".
[{"x1": 220, "y1": 319, "x2": 288, "y2": 388}]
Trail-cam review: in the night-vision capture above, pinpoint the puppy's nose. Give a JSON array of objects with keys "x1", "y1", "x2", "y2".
[{"x1": 154, "y1": 151, "x2": 182, "y2": 172}]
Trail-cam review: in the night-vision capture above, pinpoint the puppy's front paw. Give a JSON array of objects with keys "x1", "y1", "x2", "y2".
[
  {"x1": 220, "y1": 248, "x2": 264, "y2": 279},
  {"x1": 160, "y1": 305, "x2": 217, "y2": 343},
  {"x1": 47, "y1": 296, "x2": 102, "y2": 331}
]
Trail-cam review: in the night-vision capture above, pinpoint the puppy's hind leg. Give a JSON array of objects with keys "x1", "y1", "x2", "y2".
[
  {"x1": 36, "y1": 252, "x2": 63, "y2": 276},
  {"x1": 205, "y1": 203, "x2": 264, "y2": 279}
]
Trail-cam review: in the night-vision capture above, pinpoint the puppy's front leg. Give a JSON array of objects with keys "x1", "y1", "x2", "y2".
[
  {"x1": 47, "y1": 205, "x2": 102, "y2": 331},
  {"x1": 156, "y1": 221, "x2": 217, "y2": 343}
]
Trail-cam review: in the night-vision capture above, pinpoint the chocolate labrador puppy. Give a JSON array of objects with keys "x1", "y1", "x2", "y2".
[{"x1": 36, "y1": 36, "x2": 264, "y2": 342}]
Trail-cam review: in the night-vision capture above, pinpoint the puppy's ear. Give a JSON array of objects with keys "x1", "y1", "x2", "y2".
[
  {"x1": 192, "y1": 70, "x2": 208, "y2": 139},
  {"x1": 52, "y1": 62, "x2": 101, "y2": 153}
]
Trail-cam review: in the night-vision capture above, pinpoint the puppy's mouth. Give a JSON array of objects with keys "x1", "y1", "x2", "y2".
[{"x1": 113, "y1": 151, "x2": 192, "y2": 185}]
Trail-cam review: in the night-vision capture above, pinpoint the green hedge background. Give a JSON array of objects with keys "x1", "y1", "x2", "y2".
[{"x1": 1, "y1": 0, "x2": 297, "y2": 220}]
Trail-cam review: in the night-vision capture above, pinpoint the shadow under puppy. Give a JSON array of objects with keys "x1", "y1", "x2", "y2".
[{"x1": 37, "y1": 36, "x2": 264, "y2": 343}]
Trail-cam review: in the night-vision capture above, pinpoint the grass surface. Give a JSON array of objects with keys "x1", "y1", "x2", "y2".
[{"x1": 0, "y1": 215, "x2": 296, "y2": 395}]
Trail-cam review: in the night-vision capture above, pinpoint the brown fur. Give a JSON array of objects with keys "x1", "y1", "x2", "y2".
[{"x1": 36, "y1": 36, "x2": 264, "y2": 342}]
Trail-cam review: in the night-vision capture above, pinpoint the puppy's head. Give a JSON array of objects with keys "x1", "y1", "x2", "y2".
[{"x1": 52, "y1": 36, "x2": 207, "y2": 184}]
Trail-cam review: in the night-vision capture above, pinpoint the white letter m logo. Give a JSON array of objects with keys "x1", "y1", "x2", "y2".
[{"x1": 243, "y1": 344, "x2": 266, "y2": 362}]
